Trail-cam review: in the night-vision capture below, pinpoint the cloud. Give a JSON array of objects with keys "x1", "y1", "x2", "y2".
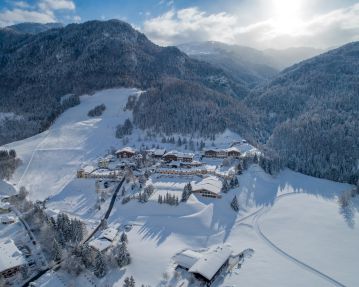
[
  {"x1": 0, "y1": 8, "x2": 55, "y2": 26},
  {"x1": 38, "y1": 0, "x2": 75, "y2": 11},
  {"x1": 0, "y1": 0, "x2": 76, "y2": 27},
  {"x1": 143, "y1": 4, "x2": 359, "y2": 49}
]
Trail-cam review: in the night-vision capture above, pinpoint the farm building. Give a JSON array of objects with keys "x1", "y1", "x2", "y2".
[
  {"x1": 163, "y1": 151, "x2": 194, "y2": 162},
  {"x1": 174, "y1": 245, "x2": 232, "y2": 286},
  {"x1": 0, "y1": 239, "x2": 26, "y2": 279},
  {"x1": 192, "y1": 176, "x2": 223, "y2": 198},
  {"x1": 115, "y1": 147, "x2": 136, "y2": 158}
]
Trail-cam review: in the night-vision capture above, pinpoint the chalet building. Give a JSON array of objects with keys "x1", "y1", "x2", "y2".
[
  {"x1": 89, "y1": 227, "x2": 118, "y2": 253},
  {"x1": 163, "y1": 151, "x2": 194, "y2": 162},
  {"x1": 174, "y1": 245, "x2": 232, "y2": 286},
  {"x1": 147, "y1": 149, "x2": 166, "y2": 158},
  {"x1": 115, "y1": 147, "x2": 136, "y2": 158},
  {"x1": 158, "y1": 167, "x2": 208, "y2": 176},
  {"x1": 0, "y1": 239, "x2": 26, "y2": 279},
  {"x1": 192, "y1": 177, "x2": 223, "y2": 199},
  {"x1": 203, "y1": 147, "x2": 240, "y2": 158}
]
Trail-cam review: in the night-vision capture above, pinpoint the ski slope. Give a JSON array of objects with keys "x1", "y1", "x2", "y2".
[{"x1": 2, "y1": 88, "x2": 138, "y2": 200}]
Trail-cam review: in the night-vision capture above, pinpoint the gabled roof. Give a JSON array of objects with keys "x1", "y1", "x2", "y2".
[
  {"x1": 99, "y1": 227, "x2": 118, "y2": 241},
  {"x1": 192, "y1": 176, "x2": 223, "y2": 195},
  {"x1": 88, "y1": 238, "x2": 112, "y2": 252},
  {"x1": 115, "y1": 147, "x2": 136, "y2": 154},
  {"x1": 189, "y1": 245, "x2": 232, "y2": 281},
  {"x1": 0, "y1": 239, "x2": 26, "y2": 272},
  {"x1": 163, "y1": 150, "x2": 194, "y2": 158},
  {"x1": 174, "y1": 250, "x2": 203, "y2": 269}
]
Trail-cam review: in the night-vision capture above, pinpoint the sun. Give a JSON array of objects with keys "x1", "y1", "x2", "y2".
[{"x1": 272, "y1": 0, "x2": 304, "y2": 34}]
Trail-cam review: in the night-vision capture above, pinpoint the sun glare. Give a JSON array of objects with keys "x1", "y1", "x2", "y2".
[{"x1": 272, "y1": 0, "x2": 304, "y2": 34}]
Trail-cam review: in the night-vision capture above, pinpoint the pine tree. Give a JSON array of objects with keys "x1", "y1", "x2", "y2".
[
  {"x1": 116, "y1": 242, "x2": 131, "y2": 267},
  {"x1": 94, "y1": 251, "x2": 106, "y2": 278},
  {"x1": 182, "y1": 183, "x2": 192, "y2": 202},
  {"x1": 130, "y1": 276, "x2": 136, "y2": 287},
  {"x1": 120, "y1": 232, "x2": 128, "y2": 244},
  {"x1": 231, "y1": 195, "x2": 239, "y2": 212},
  {"x1": 52, "y1": 239, "x2": 62, "y2": 261}
]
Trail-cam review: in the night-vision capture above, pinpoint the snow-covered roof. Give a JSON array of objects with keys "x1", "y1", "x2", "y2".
[
  {"x1": 163, "y1": 151, "x2": 194, "y2": 158},
  {"x1": 189, "y1": 245, "x2": 232, "y2": 281},
  {"x1": 99, "y1": 227, "x2": 118, "y2": 242},
  {"x1": 1, "y1": 215, "x2": 15, "y2": 223},
  {"x1": 192, "y1": 176, "x2": 223, "y2": 195},
  {"x1": 0, "y1": 239, "x2": 26, "y2": 272},
  {"x1": 88, "y1": 238, "x2": 112, "y2": 252},
  {"x1": 174, "y1": 250, "x2": 203, "y2": 269},
  {"x1": 0, "y1": 201, "x2": 10, "y2": 209},
  {"x1": 225, "y1": 147, "x2": 240, "y2": 153},
  {"x1": 115, "y1": 147, "x2": 136, "y2": 154},
  {"x1": 147, "y1": 149, "x2": 166, "y2": 156}
]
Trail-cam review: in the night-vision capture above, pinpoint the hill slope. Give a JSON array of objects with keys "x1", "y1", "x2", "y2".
[
  {"x1": 246, "y1": 42, "x2": 359, "y2": 183},
  {"x1": 0, "y1": 20, "x2": 247, "y2": 145}
]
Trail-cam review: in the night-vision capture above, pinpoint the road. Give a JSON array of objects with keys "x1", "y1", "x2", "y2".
[{"x1": 22, "y1": 177, "x2": 125, "y2": 287}]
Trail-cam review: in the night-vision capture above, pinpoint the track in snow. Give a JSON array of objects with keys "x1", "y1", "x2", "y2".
[{"x1": 251, "y1": 197, "x2": 346, "y2": 287}]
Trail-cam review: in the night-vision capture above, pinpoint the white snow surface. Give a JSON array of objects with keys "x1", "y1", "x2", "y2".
[{"x1": 0, "y1": 88, "x2": 358, "y2": 287}]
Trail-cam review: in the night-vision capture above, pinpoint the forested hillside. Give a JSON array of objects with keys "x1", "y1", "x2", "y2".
[
  {"x1": 0, "y1": 20, "x2": 246, "y2": 145},
  {"x1": 246, "y1": 42, "x2": 359, "y2": 183},
  {"x1": 133, "y1": 79, "x2": 257, "y2": 140}
]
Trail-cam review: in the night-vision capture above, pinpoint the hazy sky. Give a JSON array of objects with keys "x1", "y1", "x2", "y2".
[{"x1": 1, "y1": 0, "x2": 359, "y2": 49}]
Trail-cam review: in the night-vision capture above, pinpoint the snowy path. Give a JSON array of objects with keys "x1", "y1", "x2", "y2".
[{"x1": 245, "y1": 193, "x2": 347, "y2": 287}]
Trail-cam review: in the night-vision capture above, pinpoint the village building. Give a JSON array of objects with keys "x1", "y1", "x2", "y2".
[
  {"x1": 115, "y1": 147, "x2": 136, "y2": 158},
  {"x1": 0, "y1": 239, "x2": 26, "y2": 279},
  {"x1": 77, "y1": 165, "x2": 96, "y2": 178},
  {"x1": 1, "y1": 215, "x2": 16, "y2": 224},
  {"x1": 163, "y1": 151, "x2": 194, "y2": 162},
  {"x1": 192, "y1": 176, "x2": 223, "y2": 198},
  {"x1": 147, "y1": 148, "x2": 166, "y2": 158},
  {"x1": 203, "y1": 147, "x2": 241, "y2": 159},
  {"x1": 89, "y1": 227, "x2": 118, "y2": 253},
  {"x1": 0, "y1": 202, "x2": 10, "y2": 213},
  {"x1": 98, "y1": 157, "x2": 110, "y2": 168},
  {"x1": 174, "y1": 245, "x2": 232, "y2": 286}
]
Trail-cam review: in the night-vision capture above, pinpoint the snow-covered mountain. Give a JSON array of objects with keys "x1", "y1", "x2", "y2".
[
  {"x1": 178, "y1": 41, "x2": 279, "y2": 86},
  {"x1": 4, "y1": 22, "x2": 63, "y2": 34},
  {"x1": 0, "y1": 20, "x2": 247, "y2": 146}
]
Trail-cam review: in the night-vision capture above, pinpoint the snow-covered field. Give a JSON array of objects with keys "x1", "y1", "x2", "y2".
[{"x1": 1, "y1": 88, "x2": 358, "y2": 287}]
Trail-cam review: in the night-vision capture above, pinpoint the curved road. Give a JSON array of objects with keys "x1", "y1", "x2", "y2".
[{"x1": 244, "y1": 193, "x2": 347, "y2": 287}]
